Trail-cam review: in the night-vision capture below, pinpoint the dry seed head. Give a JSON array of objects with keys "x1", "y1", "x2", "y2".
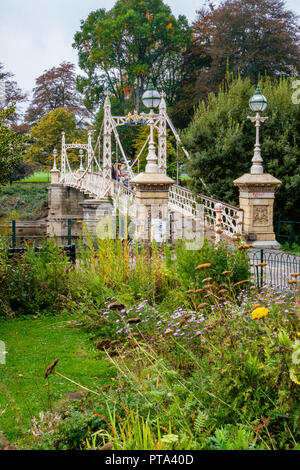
[
  {"x1": 126, "y1": 332, "x2": 139, "y2": 338},
  {"x1": 233, "y1": 280, "x2": 250, "y2": 287},
  {"x1": 288, "y1": 280, "x2": 297, "y2": 285},
  {"x1": 202, "y1": 284, "x2": 212, "y2": 290},
  {"x1": 291, "y1": 273, "x2": 300, "y2": 278},
  {"x1": 206, "y1": 321, "x2": 218, "y2": 330},
  {"x1": 184, "y1": 313, "x2": 193, "y2": 320},
  {"x1": 202, "y1": 277, "x2": 212, "y2": 283},
  {"x1": 197, "y1": 302, "x2": 210, "y2": 309},
  {"x1": 218, "y1": 289, "x2": 227, "y2": 294},
  {"x1": 195, "y1": 263, "x2": 212, "y2": 270},
  {"x1": 96, "y1": 339, "x2": 111, "y2": 350},
  {"x1": 44, "y1": 358, "x2": 59, "y2": 379},
  {"x1": 127, "y1": 317, "x2": 141, "y2": 324}
]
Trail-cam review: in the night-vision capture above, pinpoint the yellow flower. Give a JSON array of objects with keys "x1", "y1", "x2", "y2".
[{"x1": 252, "y1": 307, "x2": 269, "y2": 320}]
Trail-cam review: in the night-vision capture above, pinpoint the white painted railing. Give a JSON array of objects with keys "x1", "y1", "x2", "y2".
[
  {"x1": 113, "y1": 180, "x2": 136, "y2": 199},
  {"x1": 168, "y1": 184, "x2": 243, "y2": 238},
  {"x1": 61, "y1": 172, "x2": 113, "y2": 199}
]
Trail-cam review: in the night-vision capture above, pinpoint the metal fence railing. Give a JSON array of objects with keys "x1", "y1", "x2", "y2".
[{"x1": 250, "y1": 249, "x2": 300, "y2": 289}]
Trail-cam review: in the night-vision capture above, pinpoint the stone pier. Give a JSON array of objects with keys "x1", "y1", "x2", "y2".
[
  {"x1": 131, "y1": 172, "x2": 174, "y2": 242},
  {"x1": 234, "y1": 173, "x2": 281, "y2": 249},
  {"x1": 47, "y1": 184, "x2": 86, "y2": 240}
]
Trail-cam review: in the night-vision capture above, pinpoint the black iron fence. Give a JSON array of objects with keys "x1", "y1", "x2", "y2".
[
  {"x1": 0, "y1": 219, "x2": 77, "y2": 263},
  {"x1": 0, "y1": 219, "x2": 77, "y2": 248},
  {"x1": 250, "y1": 249, "x2": 300, "y2": 289}
]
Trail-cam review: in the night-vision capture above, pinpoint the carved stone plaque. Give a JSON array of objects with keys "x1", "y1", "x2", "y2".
[{"x1": 253, "y1": 205, "x2": 269, "y2": 226}]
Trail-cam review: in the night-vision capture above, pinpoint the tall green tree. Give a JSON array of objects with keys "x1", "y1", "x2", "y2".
[
  {"x1": 73, "y1": 0, "x2": 191, "y2": 113},
  {"x1": 0, "y1": 106, "x2": 27, "y2": 185},
  {"x1": 25, "y1": 108, "x2": 82, "y2": 168},
  {"x1": 182, "y1": 75, "x2": 300, "y2": 221}
]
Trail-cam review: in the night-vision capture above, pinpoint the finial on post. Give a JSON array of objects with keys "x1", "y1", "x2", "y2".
[
  {"x1": 50, "y1": 148, "x2": 60, "y2": 183},
  {"x1": 52, "y1": 148, "x2": 57, "y2": 170}
]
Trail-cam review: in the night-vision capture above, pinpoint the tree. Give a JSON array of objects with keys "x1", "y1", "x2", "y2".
[
  {"x1": 0, "y1": 63, "x2": 27, "y2": 120},
  {"x1": 175, "y1": 0, "x2": 300, "y2": 122},
  {"x1": 25, "y1": 108, "x2": 81, "y2": 168},
  {"x1": 181, "y1": 75, "x2": 300, "y2": 221},
  {"x1": 197, "y1": 0, "x2": 299, "y2": 84},
  {"x1": 0, "y1": 106, "x2": 28, "y2": 185},
  {"x1": 73, "y1": 0, "x2": 191, "y2": 113},
  {"x1": 25, "y1": 62, "x2": 90, "y2": 126}
]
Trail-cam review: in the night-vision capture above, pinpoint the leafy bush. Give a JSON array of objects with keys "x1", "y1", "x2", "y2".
[{"x1": 0, "y1": 240, "x2": 73, "y2": 315}]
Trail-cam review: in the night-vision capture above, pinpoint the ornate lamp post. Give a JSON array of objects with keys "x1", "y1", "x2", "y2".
[
  {"x1": 141, "y1": 80, "x2": 161, "y2": 173},
  {"x1": 79, "y1": 149, "x2": 84, "y2": 171},
  {"x1": 247, "y1": 86, "x2": 268, "y2": 175},
  {"x1": 131, "y1": 80, "x2": 174, "y2": 242},
  {"x1": 233, "y1": 85, "x2": 281, "y2": 249}
]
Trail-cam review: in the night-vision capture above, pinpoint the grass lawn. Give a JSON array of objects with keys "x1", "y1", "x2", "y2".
[
  {"x1": 0, "y1": 315, "x2": 115, "y2": 442},
  {"x1": 19, "y1": 172, "x2": 50, "y2": 183}
]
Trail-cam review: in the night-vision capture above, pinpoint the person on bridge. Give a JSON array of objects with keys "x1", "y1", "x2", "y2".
[{"x1": 115, "y1": 163, "x2": 126, "y2": 182}]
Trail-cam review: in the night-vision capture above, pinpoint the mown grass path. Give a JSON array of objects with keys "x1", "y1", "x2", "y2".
[{"x1": 0, "y1": 315, "x2": 115, "y2": 442}]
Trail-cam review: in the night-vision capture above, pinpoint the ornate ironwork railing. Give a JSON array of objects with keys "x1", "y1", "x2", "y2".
[
  {"x1": 111, "y1": 181, "x2": 136, "y2": 217},
  {"x1": 168, "y1": 184, "x2": 243, "y2": 238},
  {"x1": 61, "y1": 172, "x2": 113, "y2": 199},
  {"x1": 250, "y1": 249, "x2": 300, "y2": 288}
]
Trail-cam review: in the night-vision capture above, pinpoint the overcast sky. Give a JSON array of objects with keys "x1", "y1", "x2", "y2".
[{"x1": 1, "y1": 0, "x2": 300, "y2": 98}]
